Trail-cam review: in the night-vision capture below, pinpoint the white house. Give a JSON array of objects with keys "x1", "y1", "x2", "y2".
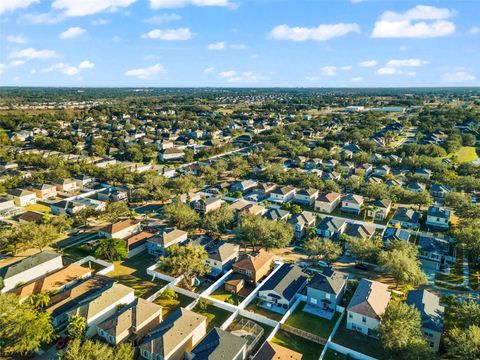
[
  {"x1": 341, "y1": 194, "x2": 364, "y2": 215},
  {"x1": 425, "y1": 206, "x2": 450, "y2": 230},
  {"x1": 294, "y1": 188, "x2": 319, "y2": 206},
  {"x1": 268, "y1": 186, "x2": 296, "y2": 203},
  {"x1": 315, "y1": 192, "x2": 342, "y2": 213},
  {"x1": 99, "y1": 219, "x2": 142, "y2": 239},
  {"x1": 159, "y1": 147, "x2": 185, "y2": 162},
  {"x1": 7, "y1": 188, "x2": 37, "y2": 207}
]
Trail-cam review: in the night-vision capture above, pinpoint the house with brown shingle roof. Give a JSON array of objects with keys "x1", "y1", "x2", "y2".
[
  {"x1": 231, "y1": 250, "x2": 275, "y2": 285},
  {"x1": 99, "y1": 219, "x2": 142, "y2": 239},
  {"x1": 146, "y1": 228, "x2": 188, "y2": 257},
  {"x1": 253, "y1": 341, "x2": 303, "y2": 360},
  {"x1": 96, "y1": 298, "x2": 163, "y2": 345},
  {"x1": 346, "y1": 279, "x2": 390, "y2": 338},
  {"x1": 124, "y1": 231, "x2": 155, "y2": 258},
  {"x1": 13, "y1": 263, "x2": 92, "y2": 301},
  {"x1": 315, "y1": 192, "x2": 342, "y2": 213},
  {"x1": 139, "y1": 308, "x2": 207, "y2": 360},
  {"x1": 67, "y1": 283, "x2": 135, "y2": 338}
]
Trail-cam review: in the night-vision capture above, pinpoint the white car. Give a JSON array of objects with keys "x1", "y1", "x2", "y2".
[{"x1": 317, "y1": 260, "x2": 329, "y2": 267}]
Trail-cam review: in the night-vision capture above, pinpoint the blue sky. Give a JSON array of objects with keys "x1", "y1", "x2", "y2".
[{"x1": 0, "y1": 0, "x2": 479, "y2": 87}]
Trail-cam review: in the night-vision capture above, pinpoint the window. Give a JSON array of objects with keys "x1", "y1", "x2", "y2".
[
  {"x1": 310, "y1": 298, "x2": 317, "y2": 305},
  {"x1": 362, "y1": 316, "x2": 367, "y2": 323},
  {"x1": 325, "y1": 293, "x2": 331, "y2": 300},
  {"x1": 245, "y1": 270, "x2": 252, "y2": 276},
  {"x1": 348, "y1": 313, "x2": 353, "y2": 319}
]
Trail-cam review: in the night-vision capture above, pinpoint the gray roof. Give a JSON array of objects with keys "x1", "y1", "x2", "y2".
[
  {"x1": 190, "y1": 327, "x2": 246, "y2": 360},
  {"x1": 259, "y1": 263, "x2": 307, "y2": 301},
  {"x1": 308, "y1": 269, "x2": 348, "y2": 296},
  {"x1": 427, "y1": 206, "x2": 450, "y2": 218},
  {"x1": 288, "y1": 211, "x2": 316, "y2": 227},
  {"x1": 317, "y1": 216, "x2": 346, "y2": 232},
  {"x1": 392, "y1": 207, "x2": 421, "y2": 224},
  {"x1": 264, "y1": 208, "x2": 290, "y2": 221},
  {"x1": 0, "y1": 251, "x2": 61, "y2": 280},
  {"x1": 406, "y1": 289, "x2": 444, "y2": 332}
]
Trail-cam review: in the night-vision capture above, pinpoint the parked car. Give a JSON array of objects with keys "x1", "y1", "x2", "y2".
[
  {"x1": 354, "y1": 263, "x2": 369, "y2": 271},
  {"x1": 317, "y1": 260, "x2": 329, "y2": 267}
]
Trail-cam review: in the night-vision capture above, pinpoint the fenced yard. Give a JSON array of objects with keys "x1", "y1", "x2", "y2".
[
  {"x1": 272, "y1": 330, "x2": 323, "y2": 360},
  {"x1": 284, "y1": 302, "x2": 340, "y2": 339},
  {"x1": 153, "y1": 291, "x2": 194, "y2": 318},
  {"x1": 192, "y1": 303, "x2": 232, "y2": 331}
]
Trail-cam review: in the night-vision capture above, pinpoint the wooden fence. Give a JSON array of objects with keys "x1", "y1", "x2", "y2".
[{"x1": 280, "y1": 323, "x2": 327, "y2": 345}]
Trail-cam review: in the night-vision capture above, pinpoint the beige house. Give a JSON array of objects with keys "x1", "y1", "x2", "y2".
[
  {"x1": 99, "y1": 219, "x2": 142, "y2": 239},
  {"x1": 140, "y1": 308, "x2": 207, "y2": 360},
  {"x1": 96, "y1": 298, "x2": 163, "y2": 345},
  {"x1": 7, "y1": 188, "x2": 37, "y2": 207},
  {"x1": 315, "y1": 192, "x2": 342, "y2": 213},
  {"x1": 194, "y1": 196, "x2": 223, "y2": 214},
  {"x1": 29, "y1": 184, "x2": 57, "y2": 200},
  {"x1": 54, "y1": 178, "x2": 79, "y2": 193}
]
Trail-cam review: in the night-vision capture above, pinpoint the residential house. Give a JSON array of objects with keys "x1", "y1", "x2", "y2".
[
  {"x1": 29, "y1": 184, "x2": 57, "y2": 199},
  {"x1": 407, "y1": 182, "x2": 427, "y2": 193},
  {"x1": 315, "y1": 192, "x2": 342, "y2": 213},
  {"x1": 74, "y1": 174, "x2": 94, "y2": 188},
  {"x1": 193, "y1": 196, "x2": 223, "y2": 214},
  {"x1": 146, "y1": 228, "x2": 188, "y2": 257},
  {"x1": 7, "y1": 188, "x2": 37, "y2": 207},
  {"x1": 382, "y1": 227, "x2": 411, "y2": 244},
  {"x1": 230, "y1": 250, "x2": 275, "y2": 286},
  {"x1": 99, "y1": 219, "x2": 142, "y2": 239},
  {"x1": 415, "y1": 168, "x2": 432, "y2": 180},
  {"x1": 425, "y1": 206, "x2": 450, "y2": 230},
  {"x1": 367, "y1": 199, "x2": 392, "y2": 221},
  {"x1": 231, "y1": 180, "x2": 258, "y2": 193},
  {"x1": 54, "y1": 178, "x2": 79, "y2": 193},
  {"x1": 0, "y1": 251, "x2": 63, "y2": 293},
  {"x1": 294, "y1": 188, "x2": 319, "y2": 206},
  {"x1": 159, "y1": 147, "x2": 185, "y2": 162},
  {"x1": 203, "y1": 240, "x2": 240, "y2": 277},
  {"x1": 124, "y1": 231, "x2": 156, "y2": 258},
  {"x1": 257, "y1": 263, "x2": 307, "y2": 314},
  {"x1": 18, "y1": 210, "x2": 45, "y2": 224},
  {"x1": 355, "y1": 163, "x2": 373, "y2": 176},
  {"x1": 406, "y1": 289, "x2": 444, "y2": 352},
  {"x1": 390, "y1": 208, "x2": 421, "y2": 229},
  {"x1": 316, "y1": 216, "x2": 347, "y2": 240},
  {"x1": 341, "y1": 194, "x2": 364, "y2": 215},
  {"x1": 50, "y1": 200, "x2": 87, "y2": 215},
  {"x1": 13, "y1": 263, "x2": 92, "y2": 302},
  {"x1": 96, "y1": 298, "x2": 163, "y2": 345},
  {"x1": 374, "y1": 165, "x2": 391, "y2": 177},
  {"x1": 345, "y1": 223, "x2": 377, "y2": 240},
  {"x1": 67, "y1": 283, "x2": 135, "y2": 338},
  {"x1": 323, "y1": 159, "x2": 339, "y2": 170},
  {"x1": 254, "y1": 182, "x2": 277, "y2": 198},
  {"x1": 418, "y1": 236, "x2": 456, "y2": 271},
  {"x1": 322, "y1": 171, "x2": 341, "y2": 182},
  {"x1": 268, "y1": 186, "x2": 296, "y2": 203},
  {"x1": 263, "y1": 208, "x2": 290, "y2": 222},
  {"x1": 306, "y1": 269, "x2": 349, "y2": 313},
  {"x1": 252, "y1": 341, "x2": 302, "y2": 360},
  {"x1": 188, "y1": 327, "x2": 247, "y2": 360},
  {"x1": 429, "y1": 184, "x2": 451, "y2": 199},
  {"x1": 289, "y1": 211, "x2": 316, "y2": 239},
  {"x1": 139, "y1": 308, "x2": 207, "y2": 360},
  {"x1": 97, "y1": 187, "x2": 128, "y2": 202},
  {"x1": 346, "y1": 279, "x2": 391, "y2": 338}
]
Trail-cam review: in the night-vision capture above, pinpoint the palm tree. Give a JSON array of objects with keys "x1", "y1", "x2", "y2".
[
  {"x1": 67, "y1": 315, "x2": 88, "y2": 340},
  {"x1": 370, "y1": 205, "x2": 379, "y2": 223},
  {"x1": 29, "y1": 292, "x2": 51, "y2": 309}
]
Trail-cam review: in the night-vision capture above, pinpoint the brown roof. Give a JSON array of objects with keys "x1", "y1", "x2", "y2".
[
  {"x1": 253, "y1": 341, "x2": 303, "y2": 360},
  {"x1": 14, "y1": 263, "x2": 92, "y2": 300},
  {"x1": 18, "y1": 211, "x2": 45, "y2": 223},
  {"x1": 348, "y1": 279, "x2": 391, "y2": 320},
  {"x1": 100, "y1": 219, "x2": 140, "y2": 235},
  {"x1": 233, "y1": 250, "x2": 274, "y2": 272},
  {"x1": 125, "y1": 231, "x2": 155, "y2": 249},
  {"x1": 317, "y1": 192, "x2": 341, "y2": 203}
]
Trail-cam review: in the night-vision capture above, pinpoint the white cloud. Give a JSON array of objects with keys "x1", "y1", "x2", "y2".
[
  {"x1": 9, "y1": 47, "x2": 59, "y2": 60},
  {"x1": 372, "y1": 5, "x2": 455, "y2": 38},
  {"x1": 7, "y1": 34, "x2": 28, "y2": 44},
  {"x1": 144, "y1": 13, "x2": 181, "y2": 24},
  {"x1": 351, "y1": 77, "x2": 363, "y2": 82},
  {"x1": 150, "y1": 0, "x2": 231, "y2": 9},
  {"x1": 469, "y1": 26, "x2": 480, "y2": 35},
  {"x1": 9, "y1": 60, "x2": 27, "y2": 67},
  {"x1": 351, "y1": 0, "x2": 366, "y2": 3},
  {"x1": 269, "y1": 23, "x2": 360, "y2": 41},
  {"x1": 377, "y1": 67, "x2": 397, "y2": 75},
  {"x1": 341, "y1": 65, "x2": 352, "y2": 71},
  {"x1": 52, "y1": 0, "x2": 137, "y2": 16},
  {"x1": 359, "y1": 60, "x2": 377, "y2": 67},
  {"x1": 125, "y1": 63, "x2": 166, "y2": 79},
  {"x1": 141, "y1": 28, "x2": 192, "y2": 40},
  {"x1": 386, "y1": 58, "x2": 429, "y2": 67},
  {"x1": 203, "y1": 66, "x2": 215, "y2": 73},
  {"x1": 217, "y1": 69, "x2": 262, "y2": 82},
  {"x1": 320, "y1": 66, "x2": 337, "y2": 76},
  {"x1": 219, "y1": 70, "x2": 237, "y2": 78},
  {"x1": 0, "y1": 0, "x2": 38, "y2": 14},
  {"x1": 207, "y1": 42, "x2": 225, "y2": 50},
  {"x1": 41, "y1": 60, "x2": 94, "y2": 76},
  {"x1": 22, "y1": 12, "x2": 65, "y2": 24},
  {"x1": 91, "y1": 18, "x2": 110, "y2": 25},
  {"x1": 60, "y1": 27, "x2": 87, "y2": 39},
  {"x1": 443, "y1": 71, "x2": 475, "y2": 82}
]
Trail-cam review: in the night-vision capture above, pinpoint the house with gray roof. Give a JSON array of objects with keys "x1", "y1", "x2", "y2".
[
  {"x1": 341, "y1": 194, "x2": 364, "y2": 215},
  {"x1": 188, "y1": 327, "x2": 247, "y2": 360},
  {"x1": 263, "y1": 208, "x2": 290, "y2": 222},
  {"x1": 316, "y1": 216, "x2": 347, "y2": 240},
  {"x1": 418, "y1": 236, "x2": 456, "y2": 271},
  {"x1": 390, "y1": 207, "x2": 421, "y2": 229},
  {"x1": 406, "y1": 289, "x2": 444, "y2": 352},
  {"x1": 345, "y1": 223, "x2": 377, "y2": 240},
  {"x1": 0, "y1": 251, "x2": 63, "y2": 293},
  {"x1": 426, "y1": 206, "x2": 450, "y2": 230},
  {"x1": 257, "y1": 263, "x2": 308, "y2": 314},
  {"x1": 346, "y1": 279, "x2": 390, "y2": 338},
  {"x1": 288, "y1": 211, "x2": 316, "y2": 239},
  {"x1": 305, "y1": 269, "x2": 348, "y2": 314},
  {"x1": 294, "y1": 188, "x2": 319, "y2": 206}
]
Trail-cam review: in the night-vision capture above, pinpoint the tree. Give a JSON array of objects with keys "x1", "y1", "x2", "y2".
[
  {"x1": 446, "y1": 325, "x2": 480, "y2": 360},
  {"x1": 414, "y1": 190, "x2": 432, "y2": 210},
  {"x1": 67, "y1": 315, "x2": 88, "y2": 340},
  {"x1": 202, "y1": 204, "x2": 234, "y2": 239},
  {"x1": 94, "y1": 238, "x2": 128, "y2": 261},
  {"x1": 197, "y1": 297, "x2": 212, "y2": 311},
  {"x1": 29, "y1": 291, "x2": 51, "y2": 309},
  {"x1": 346, "y1": 236, "x2": 383, "y2": 264},
  {"x1": 1, "y1": 223, "x2": 61, "y2": 253},
  {"x1": 60, "y1": 339, "x2": 135, "y2": 360},
  {"x1": 159, "y1": 288, "x2": 178, "y2": 300},
  {"x1": 30, "y1": 223, "x2": 61, "y2": 251},
  {"x1": 379, "y1": 301, "x2": 433, "y2": 359},
  {"x1": 304, "y1": 238, "x2": 342, "y2": 264},
  {"x1": 158, "y1": 243, "x2": 210, "y2": 290},
  {"x1": 103, "y1": 201, "x2": 132, "y2": 223},
  {"x1": 235, "y1": 213, "x2": 293, "y2": 251},
  {"x1": 454, "y1": 222, "x2": 480, "y2": 262},
  {"x1": 0, "y1": 293, "x2": 56, "y2": 357},
  {"x1": 163, "y1": 201, "x2": 200, "y2": 230},
  {"x1": 378, "y1": 240, "x2": 427, "y2": 288}
]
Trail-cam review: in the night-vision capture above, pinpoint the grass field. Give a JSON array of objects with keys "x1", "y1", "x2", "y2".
[
  {"x1": 285, "y1": 303, "x2": 340, "y2": 339},
  {"x1": 272, "y1": 330, "x2": 323, "y2": 360},
  {"x1": 210, "y1": 288, "x2": 244, "y2": 305},
  {"x1": 451, "y1": 146, "x2": 478, "y2": 163},
  {"x1": 154, "y1": 291, "x2": 194, "y2": 317},
  {"x1": 25, "y1": 203, "x2": 51, "y2": 213},
  {"x1": 193, "y1": 303, "x2": 232, "y2": 331}
]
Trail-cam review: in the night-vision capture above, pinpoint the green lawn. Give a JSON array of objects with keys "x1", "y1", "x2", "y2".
[
  {"x1": 272, "y1": 330, "x2": 323, "y2": 360},
  {"x1": 25, "y1": 203, "x2": 51, "y2": 213},
  {"x1": 285, "y1": 303, "x2": 340, "y2": 339},
  {"x1": 244, "y1": 299, "x2": 283, "y2": 321},
  {"x1": 107, "y1": 254, "x2": 168, "y2": 298},
  {"x1": 210, "y1": 288, "x2": 244, "y2": 305},
  {"x1": 154, "y1": 292, "x2": 194, "y2": 318},
  {"x1": 323, "y1": 348, "x2": 349, "y2": 360},
  {"x1": 469, "y1": 260, "x2": 479, "y2": 291},
  {"x1": 193, "y1": 303, "x2": 232, "y2": 331},
  {"x1": 452, "y1": 146, "x2": 478, "y2": 163},
  {"x1": 435, "y1": 254, "x2": 465, "y2": 285}
]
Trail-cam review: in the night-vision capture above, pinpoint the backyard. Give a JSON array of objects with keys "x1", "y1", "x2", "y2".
[
  {"x1": 435, "y1": 253, "x2": 465, "y2": 285},
  {"x1": 285, "y1": 303, "x2": 341, "y2": 339},
  {"x1": 192, "y1": 302, "x2": 232, "y2": 331},
  {"x1": 227, "y1": 316, "x2": 274, "y2": 355},
  {"x1": 153, "y1": 291, "x2": 194, "y2": 317},
  {"x1": 244, "y1": 299, "x2": 284, "y2": 321},
  {"x1": 210, "y1": 287, "x2": 244, "y2": 305},
  {"x1": 271, "y1": 330, "x2": 323, "y2": 360}
]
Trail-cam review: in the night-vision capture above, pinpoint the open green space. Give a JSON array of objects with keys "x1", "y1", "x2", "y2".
[
  {"x1": 272, "y1": 330, "x2": 323, "y2": 360},
  {"x1": 451, "y1": 146, "x2": 478, "y2": 163},
  {"x1": 285, "y1": 303, "x2": 340, "y2": 339},
  {"x1": 210, "y1": 288, "x2": 244, "y2": 305},
  {"x1": 154, "y1": 291, "x2": 194, "y2": 318},
  {"x1": 323, "y1": 348, "x2": 349, "y2": 360},
  {"x1": 193, "y1": 303, "x2": 232, "y2": 331}
]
